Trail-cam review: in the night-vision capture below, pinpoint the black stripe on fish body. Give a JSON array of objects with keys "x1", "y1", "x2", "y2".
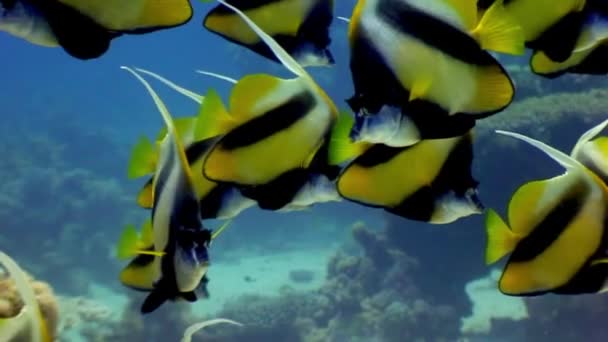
[
  {"x1": 185, "y1": 138, "x2": 216, "y2": 165},
  {"x1": 352, "y1": 143, "x2": 405, "y2": 168},
  {"x1": 28, "y1": 0, "x2": 118, "y2": 59},
  {"x1": 569, "y1": 45, "x2": 608, "y2": 76},
  {"x1": 377, "y1": 0, "x2": 497, "y2": 66},
  {"x1": 508, "y1": 179, "x2": 590, "y2": 264},
  {"x1": 552, "y1": 258, "x2": 608, "y2": 294},
  {"x1": 527, "y1": 10, "x2": 585, "y2": 63},
  {"x1": 217, "y1": 90, "x2": 317, "y2": 150},
  {"x1": 240, "y1": 168, "x2": 312, "y2": 210},
  {"x1": 389, "y1": 134, "x2": 478, "y2": 221},
  {"x1": 199, "y1": 183, "x2": 232, "y2": 219},
  {"x1": 348, "y1": 27, "x2": 406, "y2": 115},
  {"x1": 405, "y1": 100, "x2": 478, "y2": 138},
  {"x1": 308, "y1": 138, "x2": 342, "y2": 180}
]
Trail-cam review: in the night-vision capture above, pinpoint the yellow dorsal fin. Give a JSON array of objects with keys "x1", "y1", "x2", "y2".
[
  {"x1": 137, "y1": 178, "x2": 154, "y2": 208},
  {"x1": 211, "y1": 219, "x2": 233, "y2": 241},
  {"x1": 194, "y1": 88, "x2": 234, "y2": 141},
  {"x1": 445, "y1": 0, "x2": 478, "y2": 31},
  {"x1": 121, "y1": 66, "x2": 196, "y2": 185},
  {"x1": 484, "y1": 208, "x2": 518, "y2": 265},
  {"x1": 327, "y1": 110, "x2": 372, "y2": 165},
  {"x1": 229, "y1": 74, "x2": 282, "y2": 121},
  {"x1": 470, "y1": 0, "x2": 525, "y2": 55},
  {"x1": 128, "y1": 136, "x2": 157, "y2": 179},
  {"x1": 571, "y1": 118, "x2": 608, "y2": 158}
]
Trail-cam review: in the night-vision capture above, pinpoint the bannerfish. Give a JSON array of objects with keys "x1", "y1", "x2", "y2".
[
  {"x1": 116, "y1": 219, "x2": 228, "y2": 303},
  {"x1": 478, "y1": 0, "x2": 587, "y2": 62},
  {"x1": 198, "y1": 0, "x2": 340, "y2": 210},
  {"x1": 203, "y1": 0, "x2": 335, "y2": 67},
  {"x1": 530, "y1": 7, "x2": 608, "y2": 78},
  {"x1": 121, "y1": 66, "x2": 221, "y2": 314},
  {"x1": 0, "y1": 0, "x2": 192, "y2": 59},
  {"x1": 485, "y1": 119, "x2": 608, "y2": 296},
  {"x1": 328, "y1": 111, "x2": 483, "y2": 224},
  {"x1": 346, "y1": 0, "x2": 524, "y2": 143}
]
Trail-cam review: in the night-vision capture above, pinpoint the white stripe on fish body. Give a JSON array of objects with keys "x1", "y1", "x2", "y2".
[
  {"x1": 359, "y1": 0, "x2": 477, "y2": 114},
  {"x1": 0, "y1": 1, "x2": 58, "y2": 47},
  {"x1": 174, "y1": 249, "x2": 209, "y2": 292},
  {"x1": 152, "y1": 134, "x2": 185, "y2": 252},
  {"x1": 278, "y1": 174, "x2": 341, "y2": 211},
  {"x1": 214, "y1": 188, "x2": 257, "y2": 220}
]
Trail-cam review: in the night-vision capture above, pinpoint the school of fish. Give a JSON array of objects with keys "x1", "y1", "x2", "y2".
[{"x1": 2, "y1": 0, "x2": 608, "y2": 319}]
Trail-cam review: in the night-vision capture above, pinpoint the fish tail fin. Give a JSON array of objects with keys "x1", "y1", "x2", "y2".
[
  {"x1": 473, "y1": 0, "x2": 525, "y2": 55},
  {"x1": 484, "y1": 209, "x2": 518, "y2": 265},
  {"x1": 571, "y1": 118, "x2": 608, "y2": 158},
  {"x1": 194, "y1": 88, "x2": 234, "y2": 140},
  {"x1": 134, "y1": 67, "x2": 203, "y2": 104},
  {"x1": 327, "y1": 110, "x2": 371, "y2": 165},
  {"x1": 214, "y1": 0, "x2": 310, "y2": 80},
  {"x1": 128, "y1": 136, "x2": 157, "y2": 179}
]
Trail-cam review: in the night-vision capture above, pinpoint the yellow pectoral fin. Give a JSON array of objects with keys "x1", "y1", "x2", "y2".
[
  {"x1": 472, "y1": 0, "x2": 525, "y2": 55},
  {"x1": 485, "y1": 208, "x2": 518, "y2": 265}
]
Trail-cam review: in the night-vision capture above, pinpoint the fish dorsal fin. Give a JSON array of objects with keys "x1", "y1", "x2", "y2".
[
  {"x1": 229, "y1": 73, "x2": 285, "y2": 121},
  {"x1": 128, "y1": 135, "x2": 157, "y2": 179},
  {"x1": 445, "y1": 0, "x2": 478, "y2": 31},
  {"x1": 471, "y1": 0, "x2": 525, "y2": 55},
  {"x1": 214, "y1": 0, "x2": 310, "y2": 81},
  {"x1": 117, "y1": 224, "x2": 165, "y2": 259},
  {"x1": 194, "y1": 88, "x2": 234, "y2": 141},
  {"x1": 155, "y1": 116, "x2": 198, "y2": 143},
  {"x1": 571, "y1": 118, "x2": 608, "y2": 158},
  {"x1": 196, "y1": 70, "x2": 238, "y2": 84},
  {"x1": 211, "y1": 219, "x2": 233, "y2": 241},
  {"x1": 121, "y1": 66, "x2": 196, "y2": 185},
  {"x1": 496, "y1": 130, "x2": 582, "y2": 172},
  {"x1": 135, "y1": 67, "x2": 203, "y2": 104},
  {"x1": 327, "y1": 110, "x2": 372, "y2": 165}
]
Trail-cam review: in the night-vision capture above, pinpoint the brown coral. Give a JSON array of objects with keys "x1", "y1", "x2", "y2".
[{"x1": 0, "y1": 269, "x2": 60, "y2": 339}]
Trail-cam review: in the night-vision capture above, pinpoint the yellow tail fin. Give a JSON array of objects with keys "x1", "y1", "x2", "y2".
[
  {"x1": 128, "y1": 136, "x2": 157, "y2": 179},
  {"x1": 328, "y1": 110, "x2": 371, "y2": 165},
  {"x1": 194, "y1": 88, "x2": 234, "y2": 141},
  {"x1": 472, "y1": 0, "x2": 525, "y2": 55},
  {"x1": 485, "y1": 208, "x2": 518, "y2": 265}
]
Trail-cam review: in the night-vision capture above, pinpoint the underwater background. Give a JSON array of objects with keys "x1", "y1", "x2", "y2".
[{"x1": 2, "y1": 0, "x2": 608, "y2": 341}]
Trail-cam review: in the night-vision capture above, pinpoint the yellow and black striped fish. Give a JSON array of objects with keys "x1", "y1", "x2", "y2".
[
  {"x1": 203, "y1": 0, "x2": 335, "y2": 67},
  {"x1": 347, "y1": 0, "x2": 523, "y2": 140},
  {"x1": 485, "y1": 120, "x2": 608, "y2": 296},
  {"x1": 0, "y1": 0, "x2": 192, "y2": 59}
]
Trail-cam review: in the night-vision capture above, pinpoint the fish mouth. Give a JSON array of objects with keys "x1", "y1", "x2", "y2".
[{"x1": 465, "y1": 188, "x2": 484, "y2": 212}]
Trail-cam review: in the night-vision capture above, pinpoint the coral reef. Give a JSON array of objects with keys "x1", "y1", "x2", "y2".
[
  {"x1": 0, "y1": 267, "x2": 60, "y2": 339},
  {"x1": 195, "y1": 221, "x2": 458, "y2": 342}
]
